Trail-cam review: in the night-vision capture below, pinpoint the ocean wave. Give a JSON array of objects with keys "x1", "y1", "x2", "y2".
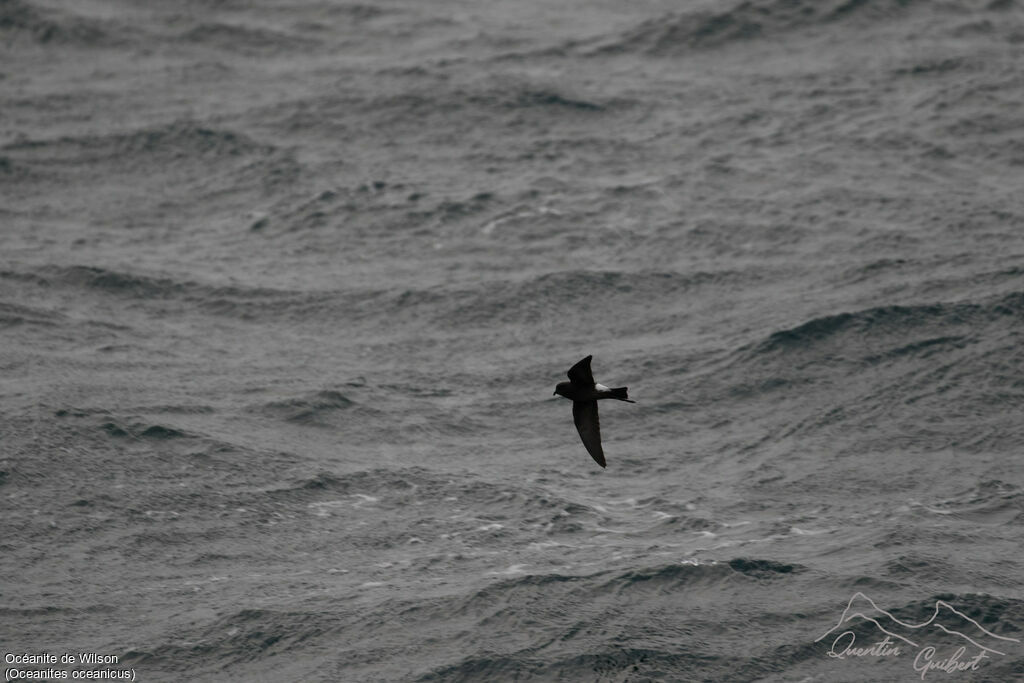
[
  {"x1": 110, "y1": 554, "x2": 808, "y2": 681},
  {"x1": 50, "y1": 265, "x2": 193, "y2": 298},
  {"x1": 7, "y1": 262, "x2": 493, "y2": 327},
  {"x1": 178, "y1": 22, "x2": 318, "y2": 55},
  {"x1": 0, "y1": 154, "x2": 40, "y2": 183},
  {"x1": 257, "y1": 467, "x2": 602, "y2": 518},
  {"x1": 419, "y1": 647, "x2": 697, "y2": 683},
  {"x1": 752, "y1": 292, "x2": 1023, "y2": 358},
  {"x1": 120, "y1": 404, "x2": 216, "y2": 415},
  {"x1": 927, "y1": 480, "x2": 1024, "y2": 524},
  {"x1": 884, "y1": 554, "x2": 956, "y2": 580},
  {"x1": 689, "y1": 291, "x2": 1024, "y2": 441},
  {"x1": 237, "y1": 468, "x2": 630, "y2": 544},
  {"x1": 2, "y1": 121, "x2": 274, "y2": 171},
  {"x1": 0, "y1": 0, "x2": 125, "y2": 48},
  {"x1": 468, "y1": 558, "x2": 807, "y2": 603},
  {"x1": 0, "y1": 603, "x2": 117, "y2": 617},
  {"x1": 246, "y1": 382, "x2": 487, "y2": 440},
  {"x1": 120, "y1": 607, "x2": 343, "y2": 674},
  {"x1": 607, "y1": 558, "x2": 805, "y2": 592},
  {"x1": 586, "y1": 0, "x2": 970, "y2": 56},
  {"x1": 99, "y1": 420, "x2": 190, "y2": 440},
  {"x1": 420, "y1": 559, "x2": 808, "y2": 680},
  {"x1": 383, "y1": 269, "x2": 744, "y2": 329},
  {"x1": 251, "y1": 390, "x2": 357, "y2": 425},
  {"x1": 5, "y1": 264, "x2": 344, "y2": 320},
  {"x1": 364, "y1": 82, "x2": 618, "y2": 119},
  {"x1": 247, "y1": 78, "x2": 623, "y2": 145},
  {"x1": 0, "y1": 300, "x2": 63, "y2": 327}
]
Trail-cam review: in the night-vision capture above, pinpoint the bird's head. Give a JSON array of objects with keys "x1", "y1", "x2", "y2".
[{"x1": 553, "y1": 381, "x2": 572, "y2": 399}]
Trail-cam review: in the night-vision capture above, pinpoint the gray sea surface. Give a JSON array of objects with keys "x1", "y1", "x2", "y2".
[{"x1": 2, "y1": 0, "x2": 1023, "y2": 680}]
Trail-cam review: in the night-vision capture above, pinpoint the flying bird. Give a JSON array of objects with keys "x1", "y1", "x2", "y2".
[{"x1": 553, "y1": 355, "x2": 635, "y2": 468}]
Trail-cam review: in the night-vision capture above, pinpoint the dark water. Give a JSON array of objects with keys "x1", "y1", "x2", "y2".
[{"x1": 2, "y1": 0, "x2": 1023, "y2": 680}]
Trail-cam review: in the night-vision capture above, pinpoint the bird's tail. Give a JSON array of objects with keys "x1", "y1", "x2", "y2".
[{"x1": 610, "y1": 387, "x2": 636, "y2": 403}]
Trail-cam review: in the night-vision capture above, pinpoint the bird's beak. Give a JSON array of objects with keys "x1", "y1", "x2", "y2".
[{"x1": 552, "y1": 391, "x2": 557, "y2": 395}]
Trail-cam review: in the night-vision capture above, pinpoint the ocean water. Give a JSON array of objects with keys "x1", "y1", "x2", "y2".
[{"x1": 2, "y1": 0, "x2": 1023, "y2": 680}]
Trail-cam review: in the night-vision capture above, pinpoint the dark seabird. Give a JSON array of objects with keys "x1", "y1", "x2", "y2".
[{"x1": 553, "y1": 355, "x2": 635, "y2": 468}]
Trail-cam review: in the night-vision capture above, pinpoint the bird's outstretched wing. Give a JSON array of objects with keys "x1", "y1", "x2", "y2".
[
  {"x1": 567, "y1": 355, "x2": 595, "y2": 386},
  {"x1": 572, "y1": 400, "x2": 605, "y2": 468}
]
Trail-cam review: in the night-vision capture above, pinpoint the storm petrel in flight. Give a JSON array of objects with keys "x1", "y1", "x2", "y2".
[{"x1": 553, "y1": 355, "x2": 635, "y2": 468}]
